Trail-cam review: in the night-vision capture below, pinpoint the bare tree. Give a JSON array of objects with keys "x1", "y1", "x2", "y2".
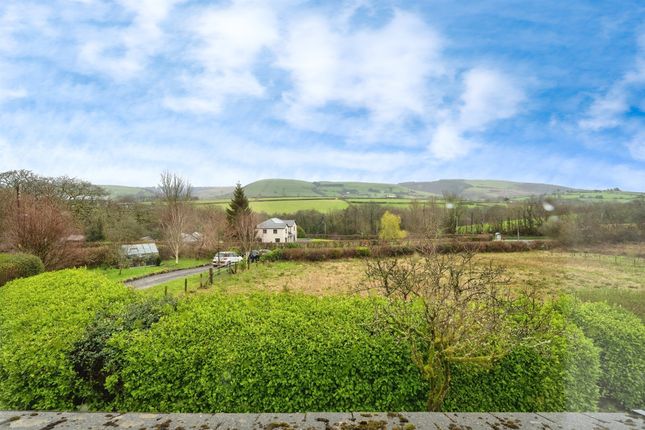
[
  {"x1": 232, "y1": 211, "x2": 259, "y2": 269},
  {"x1": 158, "y1": 171, "x2": 192, "y2": 264},
  {"x1": 3, "y1": 195, "x2": 78, "y2": 269},
  {"x1": 365, "y1": 246, "x2": 547, "y2": 411}
]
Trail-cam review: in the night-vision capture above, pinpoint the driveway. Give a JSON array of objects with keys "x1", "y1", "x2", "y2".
[{"x1": 125, "y1": 265, "x2": 211, "y2": 290}]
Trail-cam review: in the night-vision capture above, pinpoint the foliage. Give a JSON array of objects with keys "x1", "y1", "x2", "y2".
[
  {"x1": 108, "y1": 294, "x2": 428, "y2": 412},
  {"x1": 0, "y1": 269, "x2": 132, "y2": 410},
  {"x1": 70, "y1": 296, "x2": 177, "y2": 406},
  {"x1": 566, "y1": 300, "x2": 645, "y2": 409},
  {"x1": 365, "y1": 249, "x2": 553, "y2": 410},
  {"x1": 443, "y1": 319, "x2": 601, "y2": 412},
  {"x1": 0, "y1": 252, "x2": 45, "y2": 286},
  {"x1": 226, "y1": 182, "x2": 251, "y2": 225},
  {"x1": 379, "y1": 211, "x2": 407, "y2": 240}
]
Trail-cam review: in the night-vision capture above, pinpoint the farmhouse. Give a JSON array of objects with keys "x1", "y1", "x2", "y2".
[{"x1": 256, "y1": 218, "x2": 297, "y2": 243}]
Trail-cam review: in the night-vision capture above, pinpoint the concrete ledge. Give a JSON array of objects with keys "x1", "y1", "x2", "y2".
[{"x1": 1, "y1": 411, "x2": 644, "y2": 430}]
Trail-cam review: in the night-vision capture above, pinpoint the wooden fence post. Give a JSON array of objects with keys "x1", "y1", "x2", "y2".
[
  {"x1": 184, "y1": 278, "x2": 187, "y2": 294},
  {"x1": 209, "y1": 268, "x2": 213, "y2": 286}
]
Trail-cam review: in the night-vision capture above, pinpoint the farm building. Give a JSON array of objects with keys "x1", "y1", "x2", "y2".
[
  {"x1": 256, "y1": 218, "x2": 297, "y2": 243},
  {"x1": 120, "y1": 243, "x2": 160, "y2": 266}
]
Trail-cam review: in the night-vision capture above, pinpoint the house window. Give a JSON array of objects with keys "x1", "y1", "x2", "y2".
[
  {"x1": 273, "y1": 229, "x2": 277, "y2": 234},
  {"x1": 275, "y1": 238, "x2": 280, "y2": 243},
  {"x1": 263, "y1": 229, "x2": 267, "y2": 234}
]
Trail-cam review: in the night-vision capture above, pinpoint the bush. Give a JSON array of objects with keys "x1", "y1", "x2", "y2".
[
  {"x1": 0, "y1": 252, "x2": 45, "y2": 286},
  {"x1": 108, "y1": 294, "x2": 427, "y2": 412},
  {"x1": 70, "y1": 296, "x2": 177, "y2": 407},
  {"x1": 567, "y1": 301, "x2": 645, "y2": 409},
  {"x1": 0, "y1": 269, "x2": 133, "y2": 410},
  {"x1": 443, "y1": 319, "x2": 600, "y2": 412},
  {"x1": 107, "y1": 293, "x2": 595, "y2": 413}
]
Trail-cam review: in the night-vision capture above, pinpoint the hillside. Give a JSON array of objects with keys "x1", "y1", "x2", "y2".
[
  {"x1": 101, "y1": 179, "x2": 628, "y2": 202},
  {"x1": 400, "y1": 179, "x2": 577, "y2": 200},
  {"x1": 100, "y1": 185, "x2": 234, "y2": 200},
  {"x1": 243, "y1": 179, "x2": 432, "y2": 198}
]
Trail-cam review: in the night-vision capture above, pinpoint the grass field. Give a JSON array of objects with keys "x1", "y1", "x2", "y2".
[
  {"x1": 197, "y1": 198, "x2": 351, "y2": 213},
  {"x1": 93, "y1": 258, "x2": 208, "y2": 282},
  {"x1": 139, "y1": 249, "x2": 645, "y2": 319}
]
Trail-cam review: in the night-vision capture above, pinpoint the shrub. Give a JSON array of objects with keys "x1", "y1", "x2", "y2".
[
  {"x1": 108, "y1": 294, "x2": 427, "y2": 412},
  {"x1": 0, "y1": 269, "x2": 133, "y2": 410},
  {"x1": 70, "y1": 296, "x2": 177, "y2": 407},
  {"x1": 0, "y1": 252, "x2": 45, "y2": 286},
  {"x1": 107, "y1": 293, "x2": 595, "y2": 413},
  {"x1": 567, "y1": 301, "x2": 645, "y2": 409},
  {"x1": 443, "y1": 319, "x2": 600, "y2": 412}
]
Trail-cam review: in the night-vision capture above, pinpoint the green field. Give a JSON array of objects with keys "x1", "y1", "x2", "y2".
[{"x1": 197, "y1": 198, "x2": 351, "y2": 213}]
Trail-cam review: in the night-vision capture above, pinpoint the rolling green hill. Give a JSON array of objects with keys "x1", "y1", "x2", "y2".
[
  {"x1": 102, "y1": 179, "x2": 641, "y2": 203},
  {"x1": 100, "y1": 185, "x2": 233, "y2": 200},
  {"x1": 243, "y1": 179, "x2": 432, "y2": 198},
  {"x1": 400, "y1": 179, "x2": 577, "y2": 200}
]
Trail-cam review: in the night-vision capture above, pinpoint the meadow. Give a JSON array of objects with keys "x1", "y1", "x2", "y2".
[{"x1": 139, "y1": 249, "x2": 645, "y2": 320}]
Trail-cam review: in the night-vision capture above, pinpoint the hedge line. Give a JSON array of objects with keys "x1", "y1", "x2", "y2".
[
  {"x1": 0, "y1": 269, "x2": 133, "y2": 410},
  {"x1": 567, "y1": 301, "x2": 645, "y2": 409},
  {"x1": 4, "y1": 270, "x2": 640, "y2": 413},
  {"x1": 0, "y1": 252, "x2": 45, "y2": 286},
  {"x1": 262, "y1": 240, "x2": 554, "y2": 262}
]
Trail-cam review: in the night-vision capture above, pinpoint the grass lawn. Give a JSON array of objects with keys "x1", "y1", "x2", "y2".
[
  {"x1": 94, "y1": 258, "x2": 209, "y2": 282},
  {"x1": 139, "y1": 249, "x2": 645, "y2": 320}
]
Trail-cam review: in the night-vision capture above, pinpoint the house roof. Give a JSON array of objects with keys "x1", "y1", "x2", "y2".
[{"x1": 256, "y1": 217, "x2": 296, "y2": 229}]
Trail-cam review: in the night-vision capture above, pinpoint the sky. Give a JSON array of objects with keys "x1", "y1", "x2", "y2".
[{"x1": 0, "y1": 0, "x2": 644, "y2": 190}]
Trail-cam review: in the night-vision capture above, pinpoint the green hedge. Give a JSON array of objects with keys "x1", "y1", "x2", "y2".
[
  {"x1": 0, "y1": 252, "x2": 45, "y2": 286},
  {"x1": 444, "y1": 321, "x2": 600, "y2": 412},
  {"x1": 568, "y1": 301, "x2": 645, "y2": 409},
  {"x1": 107, "y1": 293, "x2": 598, "y2": 413},
  {"x1": 108, "y1": 294, "x2": 427, "y2": 412},
  {"x1": 0, "y1": 269, "x2": 133, "y2": 410},
  {"x1": 0, "y1": 273, "x2": 605, "y2": 412}
]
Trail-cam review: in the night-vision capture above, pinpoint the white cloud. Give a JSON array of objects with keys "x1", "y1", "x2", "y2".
[
  {"x1": 578, "y1": 30, "x2": 645, "y2": 157},
  {"x1": 429, "y1": 68, "x2": 525, "y2": 160},
  {"x1": 78, "y1": 0, "x2": 183, "y2": 79},
  {"x1": 276, "y1": 10, "x2": 444, "y2": 135},
  {"x1": 627, "y1": 131, "x2": 645, "y2": 160},
  {"x1": 163, "y1": 0, "x2": 279, "y2": 114}
]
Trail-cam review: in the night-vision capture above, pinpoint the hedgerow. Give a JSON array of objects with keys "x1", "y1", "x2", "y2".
[
  {"x1": 0, "y1": 271, "x2": 610, "y2": 413},
  {"x1": 567, "y1": 301, "x2": 645, "y2": 409},
  {"x1": 0, "y1": 252, "x2": 45, "y2": 286},
  {"x1": 0, "y1": 269, "x2": 133, "y2": 410},
  {"x1": 107, "y1": 293, "x2": 598, "y2": 413},
  {"x1": 443, "y1": 319, "x2": 600, "y2": 412},
  {"x1": 260, "y1": 241, "x2": 553, "y2": 262},
  {"x1": 108, "y1": 294, "x2": 428, "y2": 412}
]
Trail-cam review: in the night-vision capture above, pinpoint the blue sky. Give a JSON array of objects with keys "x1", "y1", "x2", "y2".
[{"x1": 0, "y1": 0, "x2": 644, "y2": 190}]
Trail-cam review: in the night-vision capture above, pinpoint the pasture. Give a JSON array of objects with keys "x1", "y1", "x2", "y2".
[{"x1": 142, "y1": 249, "x2": 645, "y2": 320}]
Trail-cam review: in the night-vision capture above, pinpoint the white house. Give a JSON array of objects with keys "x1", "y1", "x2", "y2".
[{"x1": 256, "y1": 218, "x2": 297, "y2": 243}]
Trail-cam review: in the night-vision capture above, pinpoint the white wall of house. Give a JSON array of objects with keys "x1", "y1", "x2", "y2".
[
  {"x1": 257, "y1": 227, "x2": 288, "y2": 243},
  {"x1": 256, "y1": 219, "x2": 298, "y2": 243}
]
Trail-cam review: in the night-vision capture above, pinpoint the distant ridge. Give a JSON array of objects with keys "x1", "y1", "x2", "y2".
[
  {"x1": 400, "y1": 179, "x2": 578, "y2": 200},
  {"x1": 100, "y1": 178, "x2": 593, "y2": 201}
]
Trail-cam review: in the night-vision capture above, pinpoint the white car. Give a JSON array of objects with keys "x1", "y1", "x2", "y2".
[{"x1": 212, "y1": 251, "x2": 243, "y2": 267}]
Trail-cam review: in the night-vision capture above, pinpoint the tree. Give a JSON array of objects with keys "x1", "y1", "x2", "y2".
[
  {"x1": 232, "y1": 211, "x2": 259, "y2": 269},
  {"x1": 365, "y1": 246, "x2": 547, "y2": 411},
  {"x1": 378, "y1": 210, "x2": 407, "y2": 240},
  {"x1": 158, "y1": 171, "x2": 192, "y2": 264},
  {"x1": 226, "y1": 182, "x2": 251, "y2": 226},
  {"x1": 3, "y1": 195, "x2": 77, "y2": 269}
]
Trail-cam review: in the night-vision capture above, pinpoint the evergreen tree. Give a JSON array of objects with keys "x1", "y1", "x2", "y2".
[{"x1": 227, "y1": 182, "x2": 251, "y2": 225}]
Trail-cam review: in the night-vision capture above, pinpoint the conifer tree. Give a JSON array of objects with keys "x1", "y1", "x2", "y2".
[{"x1": 226, "y1": 182, "x2": 251, "y2": 225}]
